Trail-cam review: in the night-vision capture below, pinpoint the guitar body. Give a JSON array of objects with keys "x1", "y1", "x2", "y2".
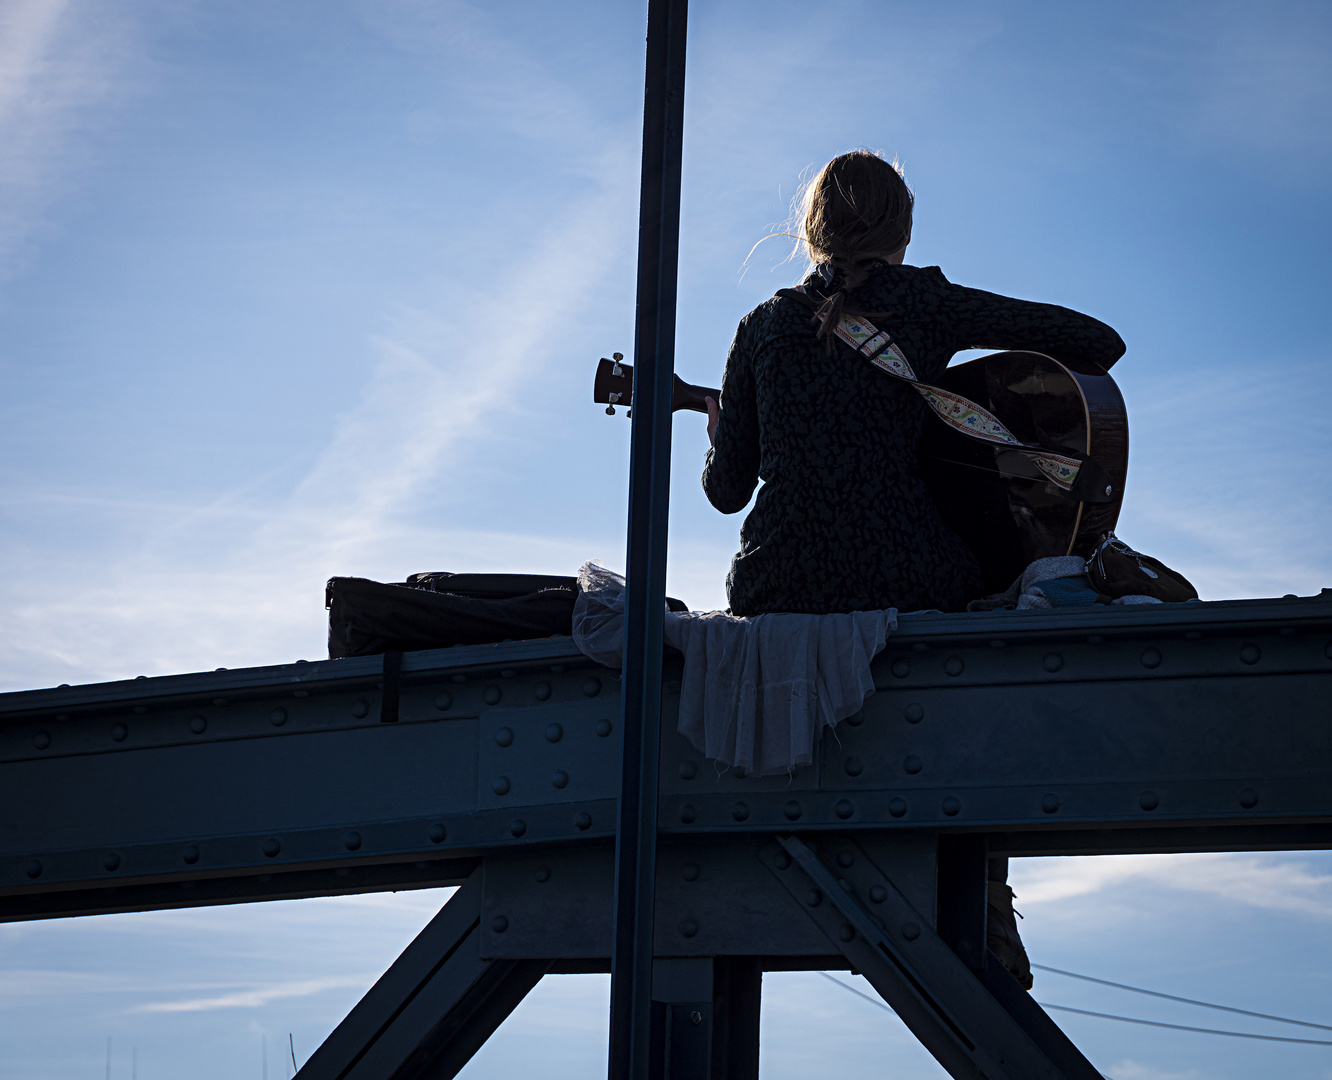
[
  {"x1": 919, "y1": 351, "x2": 1128, "y2": 594},
  {"x1": 594, "y1": 350, "x2": 1128, "y2": 596}
]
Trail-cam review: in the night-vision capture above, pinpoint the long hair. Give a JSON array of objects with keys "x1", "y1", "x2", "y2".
[{"x1": 797, "y1": 150, "x2": 914, "y2": 351}]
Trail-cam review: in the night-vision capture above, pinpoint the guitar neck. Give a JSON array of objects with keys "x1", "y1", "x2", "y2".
[{"x1": 593, "y1": 356, "x2": 717, "y2": 415}]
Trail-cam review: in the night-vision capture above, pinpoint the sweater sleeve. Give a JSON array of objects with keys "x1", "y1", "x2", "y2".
[
  {"x1": 701, "y1": 316, "x2": 761, "y2": 514},
  {"x1": 932, "y1": 269, "x2": 1126, "y2": 370}
]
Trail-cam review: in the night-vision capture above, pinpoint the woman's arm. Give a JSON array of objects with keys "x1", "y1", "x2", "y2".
[
  {"x1": 935, "y1": 271, "x2": 1126, "y2": 370},
  {"x1": 701, "y1": 321, "x2": 761, "y2": 514}
]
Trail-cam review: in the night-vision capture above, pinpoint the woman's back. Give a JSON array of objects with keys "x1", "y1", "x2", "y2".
[{"x1": 704, "y1": 260, "x2": 1124, "y2": 616}]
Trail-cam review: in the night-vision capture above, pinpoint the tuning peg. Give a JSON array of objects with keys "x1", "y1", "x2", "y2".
[
  {"x1": 612, "y1": 352, "x2": 624, "y2": 376},
  {"x1": 606, "y1": 404, "x2": 615, "y2": 415}
]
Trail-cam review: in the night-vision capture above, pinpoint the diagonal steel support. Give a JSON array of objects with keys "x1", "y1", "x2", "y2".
[
  {"x1": 762, "y1": 835, "x2": 1103, "y2": 1080},
  {"x1": 298, "y1": 872, "x2": 551, "y2": 1080}
]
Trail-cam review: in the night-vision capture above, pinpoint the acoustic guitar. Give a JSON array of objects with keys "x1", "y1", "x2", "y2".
[{"x1": 593, "y1": 351, "x2": 1127, "y2": 595}]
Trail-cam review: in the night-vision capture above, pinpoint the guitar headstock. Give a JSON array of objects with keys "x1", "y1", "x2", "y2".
[{"x1": 594, "y1": 353, "x2": 633, "y2": 415}]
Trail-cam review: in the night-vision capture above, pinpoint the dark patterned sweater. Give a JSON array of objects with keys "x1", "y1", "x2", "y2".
[{"x1": 702, "y1": 263, "x2": 1125, "y2": 616}]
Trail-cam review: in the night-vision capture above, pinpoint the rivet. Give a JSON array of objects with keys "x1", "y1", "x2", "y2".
[
  {"x1": 535, "y1": 865, "x2": 551, "y2": 882},
  {"x1": 1281, "y1": 627, "x2": 1296, "y2": 637},
  {"x1": 133, "y1": 705, "x2": 148, "y2": 715},
  {"x1": 111, "y1": 723, "x2": 128, "y2": 742},
  {"x1": 343, "y1": 831, "x2": 362, "y2": 851},
  {"x1": 492, "y1": 776, "x2": 511, "y2": 796},
  {"x1": 1041, "y1": 793, "x2": 1061, "y2": 814},
  {"x1": 182, "y1": 844, "x2": 200, "y2": 864},
  {"x1": 501, "y1": 668, "x2": 518, "y2": 679},
  {"x1": 351, "y1": 699, "x2": 370, "y2": 719},
  {"x1": 583, "y1": 677, "x2": 602, "y2": 697},
  {"x1": 293, "y1": 690, "x2": 309, "y2": 698},
  {"x1": 551, "y1": 769, "x2": 569, "y2": 789},
  {"x1": 262, "y1": 837, "x2": 281, "y2": 857},
  {"x1": 1087, "y1": 634, "x2": 1105, "y2": 644},
  {"x1": 913, "y1": 643, "x2": 929, "y2": 653},
  {"x1": 189, "y1": 716, "x2": 207, "y2": 734},
  {"x1": 103, "y1": 852, "x2": 120, "y2": 872},
  {"x1": 534, "y1": 682, "x2": 551, "y2": 701},
  {"x1": 32, "y1": 732, "x2": 50, "y2": 749},
  {"x1": 844, "y1": 757, "x2": 863, "y2": 777},
  {"x1": 845, "y1": 710, "x2": 865, "y2": 727},
  {"x1": 428, "y1": 823, "x2": 447, "y2": 843},
  {"x1": 869, "y1": 885, "x2": 887, "y2": 904},
  {"x1": 679, "y1": 804, "x2": 697, "y2": 824},
  {"x1": 1043, "y1": 653, "x2": 1063, "y2": 673},
  {"x1": 1138, "y1": 790, "x2": 1159, "y2": 811},
  {"x1": 491, "y1": 915, "x2": 509, "y2": 933},
  {"x1": 838, "y1": 924, "x2": 855, "y2": 942},
  {"x1": 1239, "y1": 788, "x2": 1258, "y2": 809},
  {"x1": 944, "y1": 656, "x2": 964, "y2": 676},
  {"x1": 806, "y1": 889, "x2": 823, "y2": 907},
  {"x1": 550, "y1": 664, "x2": 566, "y2": 673},
  {"x1": 682, "y1": 862, "x2": 700, "y2": 882},
  {"x1": 679, "y1": 917, "x2": 699, "y2": 938},
  {"x1": 56, "y1": 712, "x2": 70, "y2": 721},
  {"x1": 732, "y1": 801, "x2": 750, "y2": 822},
  {"x1": 1185, "y1": 630, "x2": 1203, "y2": 641},
  {"x1": 270, "y1": 707, "x2": 287, "y2": 727},
  {"x1": 891, "y1": 658, "x2": 911, "y2": 678},
  {"x1": 484, "y1": 687, "x2": 502, "y2": 706},
  {"x1": 902, "y1": 922, "x2": 921, "y2": 941},
  {"x1": 435, "y1": 692, "x2": 453, "y2": 711},
  {"x1": 509, "y1": 819, "x2": 527, "y2": 838},
  {"x1": 495, "y1": 726, "x2": 514, "y2": 747},
  {"x1": 904, "y1": 703, "x2": 924, "y2": 724},
  {"x1": 834, "y1": 799, "x2": 855, "y2": 820},
  {"x1": 678, "y1": 760, "x2": 697, "y2": 780},
  {"x1": 596, "y1": 719, "x2": 613, "y2": 737},
  {"x1": 1325, "y1": 641, "x2": 1332, "y2": 661},
  {"x1": 690, "y1": 1010, "x2": 702, "y2": 1025},
  {"x1": 775, "y1": 851, "x2": 791, "y2": 870},
  {"x1": 889, "y1": 797, "x2": 908, "y2": 818},
  {"x1": 941, "y1": 796, "x2": 961, "y2": 817},
  {"x1": 545, "y1": 722, "x2": 563, "y2": 743},
  {"x1": 903, "y1": 755, "x2": 923, "y2": 775},
  {"x1": 1140, "y1": 648, "x2": 1162, "y2": 669},
  {"x1": 574, "y1": 812, "x2": 592, "y2": 831},
  {"x1": 836, "y1": 850, "x2": 854, "y2": 868},
  {"x1": 1239, "y1": 643, "x2": 1261, "y2": 665},
  {"x1": 452, "y1": 674, "x2": 468, "y2": 683},
  {"x1": 989, "y1": 639, "x2": 1007, "y2": 649},
  {"x1": 25, "y1": 859, "x2": 42, "y2": 879},
  {"x1": 212, "y1": 697, "x2": 228, "y2": 707}
]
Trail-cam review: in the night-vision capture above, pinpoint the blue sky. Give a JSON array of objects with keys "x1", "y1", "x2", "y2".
[{"x1": 0, "y1": 1, "x2": 1330, "y2": 1077}]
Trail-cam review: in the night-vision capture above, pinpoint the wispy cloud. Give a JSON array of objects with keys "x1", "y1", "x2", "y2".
[
  {"x1": 1013, "y1": 852, "x2": 1332, "y2": 922},
  {"x1": 135, "y1": 976, "x2": 370, "y2": 1013}
]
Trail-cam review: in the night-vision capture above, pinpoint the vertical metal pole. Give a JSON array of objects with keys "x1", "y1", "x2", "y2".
[{"x1": 608, "y1": 1, "x2": 688, "y2": 1078}]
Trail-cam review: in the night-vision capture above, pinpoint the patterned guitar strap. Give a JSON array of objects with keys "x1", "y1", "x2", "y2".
[{"x1": 778, "y1": 285, "x2": 1113, "y2": 502}]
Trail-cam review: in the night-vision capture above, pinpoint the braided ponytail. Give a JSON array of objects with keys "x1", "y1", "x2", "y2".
[{"x1": 799, "y1": 151, "x2": 913, "y2": 353}]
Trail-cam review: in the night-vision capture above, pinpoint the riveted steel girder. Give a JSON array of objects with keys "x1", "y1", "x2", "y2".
[{"x1": 1, "y1": 594, "x2": 1330, "y2": 921}]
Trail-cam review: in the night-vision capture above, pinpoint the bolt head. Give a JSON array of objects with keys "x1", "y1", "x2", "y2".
[
  {"x1": 484, "y1": 687, "x2": 502, "y2": 706},
  {"x1": 844, "y1": 756, "x2": 863, "y2": 777},
  {"x1": 690, "y1": 1010, "x2": 703, "y2": 1025},
  {"x1": 189, "y1": 716, "x2": 207, "y2": 734},
  {"x1": 343, "y1": 831, "x2": 362, "y2": 851},
  {"x1": 1140, "y1": 648, "x2": 1162, "y2": 669},
  {"x1": 679, "y1": 917, "x2": 699, "y2": 938},
  {"x1": 889, "y1": 797, "x2": 907, "y2": 818},
  {"x1": 783, "y1": 800, "x2": 803, "y2": 821},
  {"x1": 805, "y1": 889, "x2": 823, "y2": 907},
  {"x1": 535, "y1": 865, "x2": 551, "y2": 882},
  {"x1": 902, "y1": 922, "x2": 921, "y2": 941},
  {"x1": 551, "y1": 769, "x2": 569, "y2": 789},
  {"x1": 678, "y1": 760, "x2": 697, "y2": 780},
  {"x1": 834, "y1": 799, "x2": 855, "y2": 820},
  {"x1": 351, "y1": 699, "x2": 370, "y2": 719},
  {"x1": 435, "y1": 692, "x2": 453, "y2": 711},
  {"x1": 1138, "y1": 790, "x2": 1160, "y2": 811},
  {"x1": 494, "y1": 726, "x2": 514, "y2": 747},
  {"x1": 596, "y1": 719, "x2": 613, "y2": 737},
  {"x1": 904, "y1": 703, "x2": 924, "y2": 723},
  {"x1": 1239, "y1": 788, "x2": 1259, "y2": 809},
  {"x1": 679, "y1": 804, "x2": 697, "y2": 824},
  {"x1": 944, "y1": 655, "x2": 964, "y2": 676},
  {"x1": 903, "y1": 755, "x2": 923, "y2": 775},
  {"x1": 682, "y1": 862, "x2": 700, "y2": 882},
  {"x1": 845, "y1": 709, "x2": 865, "y2": 727},
  {"x1": 583, "y1": 677, "x2": 601, "y2": 697},
  {"x1": 111, "y1": 723, "x2": 128, "y2": 742},
  {"x1": 836, "y1": 850, "x2": 854, "y2": 868},
  {"x1": 1043, "y1": 652, "x2": 1063, "y2": 673},
  {"x1": 545, "y1": 722, "x2": 563, "y2": 743},
  {"x1": 1239, "y1": 643, "x2": 1261, "y2": 665},
  {"x1": 509, "y1": 819, "x2": 527, "y2": 838},
  {"x1": 1041, "y1": 793, "x2": 1061, "y2": 814},
  {"x1": 270, "y1": 707, "x2": 287, "y2": 727},
  {"x1": 262, "y1": 838, "x2": 281, "y2": 858},
  {"x1": 492, "y1": 776, "x2": 511, "y2": 796},
  {"x1": 25, "y1": 859, "x2": 42, "y2": 879},
  {"x1": 869, "y1": 884, "x2": 888, "y2": 904},
  {"x1": 732, "y1": 802, "x2": 750, "y2": 822},
  {"x1": 838, "y1": 924, "x2": 855, "y2": 942},
  {"x1": 103, "y1": 852, "x2": 120, "y2": 872},
  {"x1": 428, "y1": 823, "x2": 447, "y2": 843},
  {"x1": 32, "y1": 731, "x2": 50, "y2": 749},
  {"x1": 941, "y1": 796, "x2": 961, "y2": 817},
  {"x1": 891, "y1": 658, "x2": 911, "y2": 678},
  {"x1": 491, "y1": 915, "x2": 509, "y2": 933},
  {"x1": 533, "y1": 681, "x2": 551, "y2": 701},
  {"x1": 573, "y1": 812, "x2": 592, "y2": 831},
  {"x1": 774, "y1": 851, "x2": 791, "y2": 870},
  {"x1": 182, "y1": 844, "x2": 200, "y2": 864}
]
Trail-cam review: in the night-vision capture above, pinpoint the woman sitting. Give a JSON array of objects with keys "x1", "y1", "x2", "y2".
[{"x1": 703, "y1": 150, "x2": 1125, "y2": 617}]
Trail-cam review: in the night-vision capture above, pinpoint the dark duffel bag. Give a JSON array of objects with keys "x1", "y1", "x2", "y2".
[{"x1": 326, "y1": 572, "x2": 579, "y2": 659}]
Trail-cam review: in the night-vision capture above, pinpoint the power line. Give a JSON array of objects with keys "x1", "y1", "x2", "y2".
[
  {"x1": 817, "y1": 972, "x2": 1332, "y2": 1048},
  {"x1": 1038, "y1": 1003, "x2": 1332, "y2": 1046},
  {"x1": 1032, "y1": 964, "x2": 1332, "y2": 1033}
]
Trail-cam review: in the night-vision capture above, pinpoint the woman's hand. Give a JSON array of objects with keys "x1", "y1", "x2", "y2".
[{"x1": 705, "y1": 396, "x2": 719, "y2": 447}]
